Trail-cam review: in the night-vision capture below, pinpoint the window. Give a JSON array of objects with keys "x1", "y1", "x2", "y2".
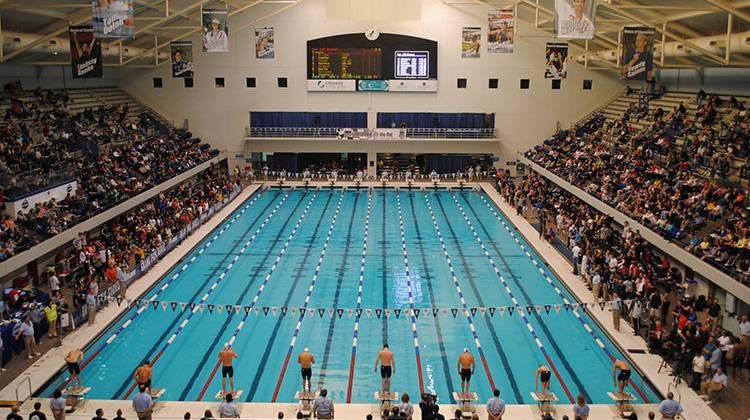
[
  {"x1": 488, "y1": 78, "x2": 499, "y2": 89},
  {"x1": 215, "y1": 77, "x2": 225, "y2": 88},
  {"x1": 277, "y1": 77, "x2": 288, "y2": 88},
  {"x1": 520, "y1": 79, "x2": 530, "y2": 89},
  {"x1": 152, "y1": 78, "x2": 163, "y2": 88},
  {"x1": 457, "y1": 78, "x2": 467, "y2": 89},
  {"x1": 583, "y1": 79, "x2": 593, "y2": 90},
  {"x1": 246, "y1": 77, "x2": 256, "y2": 88},
  {"x1": 184, "y1": 78, "x2": 194, "y2": 88},
  {"x1": 551, "y1": 79, "x2": 561, "y2": 90}
]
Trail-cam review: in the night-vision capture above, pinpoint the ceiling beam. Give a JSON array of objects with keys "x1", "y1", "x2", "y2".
[
  {"x1": 1, "y1": 12, "x2": 90, "y2": 62},
  {"x1": 702, "y1": 0, "x2": 750, "y2": 24},
  {"x1": 105, "y1": 0, "x2": 205, "y2": 47}
]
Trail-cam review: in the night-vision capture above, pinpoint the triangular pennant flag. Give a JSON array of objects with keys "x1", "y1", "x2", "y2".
[
  {"x1": 470, "y1": 308, "x2": 478, "y2": 317},
  {"x1": 217, "y1": 305, "x2": 223, "y2": 314},
  {"x1": 356, "y1": 309, "x2": 362, "y2": 318},
  {"x1": 300, "y1": 308, "x2": 306, "y2": 317},
  {"x1": 384, "y1": 309, "x2": 391, "y2": 319},
  {"x1": 152, "y1": 301, "x2": 159, "y2": 310},
  {"x1": 180, "y1": 303, "x2": 187, "y2": 312},
  {"x1": 526, "y1": 305, "x2": 533, "y2": 315},
  {"x1": 319, "y1": 308, "x2": 326, "y2": 318},
  {"x1": 544, "y1": 305, "x2": 551, "y2": 314},
  {"x1": 263, "y1": 307, "x2": 270, "y2": 316},
  {"x1": 226, "y1": 305, "x2": 233, "y2": 314},
  {"x1": 347, "y1": 309, "x2": 353, "y2": 318},
  {"x1": 554, "y1": 305, "x2": 561, "y2": 314},
  {"x1": 599, "y1": 302, "x2": 606, "y2": 311},
  {"x1": 208, "y1": 304, "x2": 215, "y2": 314},
  {"x1": 291, "y1": 308, "x2": 297, "y2": 315},
  {"x1": 463, "y1": 309, "x2": 470, "y2": 318},
  {"x1": 328, "y1": 308, "x2": 335, "y2": 318},
  {"x1": 518, "y1": 306, "x2": 525, "y2": 316},
  {"x1": 563, "y1": 303, "x2": 570, "y2": 311},
  {"x1": 572, "y1": 303, "x2": 580, "y2": 311},
  {"x1": 366, "y1": 308, "x2": 373, "y2": 318},
  {"x1": 272, "y1": 307, "x2": 279, "y2": 317},
  {"x1": 508, "y1": 306, "x2": 515, "y2": 316},
  {"x1": 190, "y1": 302, "x2": 196, "y2": 311},
  {"x1": 254, "y1": 307, "x2": 260, "y2": 316},
  {"x1": 479, "y1": 307, "x2": 487, "y2": 317},
  {"x1": 116, "y1": 297, "x2": 123, "y2": 306},
  {"x1": 489, "y1": 307, "x2": 496, "y2": 317},
  {"x1": 535, "y1": 306, "x2": 542, "y2": 315},
  {"x1": 307, "y1": 308, "x2": 315, "y2": 318},
  {"x1": 170, "y1": 302, "x2": 178, "y2": 311},
  {"x1": 244, "y1": 306, "x2": 251, "y2": 315},
  {"x1": 337, "y1": 309, "x2": 344, "y2": 318},
  {"x1": 234, "y1": 306, "x2": 241, "y2": 314},
  {"x1": 281, "y1": 307, "x2": 288, "y2": 316},
  {"x1": 414, "y1": 309, "x2": 420, "y2": 318},
  {"x1": 394, "y1": 309, "x2": 401, "y2": 318},
  {"x1": 198, "y1": 304, "x2": 205, "y2": 313},
  {"x1": 451, "y1": 308, "x2": 458, "y2": 318},
  {"x1": 161, "y1": 302, "x2": 168, "y2": 311},
  {"x1": 498, "y1": 307, "x2": 506, "y2": 316},
  {"x1": 433, "y1": 308, "x2": 440, "y2": 318},
  {"x1": 135, "y1": 299, "x2": 142, "y2": 307}
]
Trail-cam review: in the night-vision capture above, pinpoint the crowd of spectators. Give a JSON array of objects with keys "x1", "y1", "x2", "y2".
[
  {"x1": 0, "y1": 87, "x2": 217, "y2": 262},
  {"x1": 496, "y1": 170, "x2": 744, "y2": 405},
  {"x1": 525, "y1": 90, "x2": 750, "y2": 283}
]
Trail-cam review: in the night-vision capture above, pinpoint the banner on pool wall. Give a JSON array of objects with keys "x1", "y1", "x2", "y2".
[
  {"x1": 202, "y1": 8, "x2": 229, "y2": 52},
  {"x1": 92, "y1": 0, "x2": 134, "y2": 38},
  {"x1": 69, "y1": 26, "x2": 103, "y2": 79},
  {"x1": 255, "y1": 27, "x2": 275, "y2": 59},
  {"x1": 545, "y1": 42, "x2": 568, "y2": 79},
  {"x1": 620, "y1": 27, "x2": 655, "y2": 81},
  {"x1": 554, "y1": 0, "x2": 595, "y2": 39},
  {"x1": 461, "y1": 27, "x2": 481, "y2": 58},
  {"x1": 487, "y1": 8, "x2": 514, "y2": 53},
  {"x1": 171, "y1": 41, "x2": 194, "y2": 78}
]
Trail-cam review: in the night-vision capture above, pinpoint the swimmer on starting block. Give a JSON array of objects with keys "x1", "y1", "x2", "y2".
[
  {"x1": 375, "y1": 344, "x2": 395, "y2": 397},
  {"x1": 298, "y1": 347, "x2": 315, "y2": 394},
  {"x1": 134, "y1": 359, "x2": 153, "y2": 395},
  {"x1": 65, "y1": 348, "x2": 84, "y2": 388},
  {"x1": 219, "y1": 343, "x2": 238, "y2": 396},
  {"x1": 535, "y1": 364, "x2": 552, "y2": 398},
  {"x1": 613, "y1": 359, "x2": 631, "y2": 397},
  {"x1": 457, "y1": 348, "x2": 475, "y2": 395}
]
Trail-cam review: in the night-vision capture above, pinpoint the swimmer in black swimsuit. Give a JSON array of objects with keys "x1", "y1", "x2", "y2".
[
  {"x1": 535, "y1": 364, "x2": 552, "y2": 397},
  {"x1": 613, "y1": 359, "x2": 631, "y2": 397}
]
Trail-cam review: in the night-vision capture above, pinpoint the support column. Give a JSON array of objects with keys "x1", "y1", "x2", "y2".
[{"x1": 367, "y1": 151, "x2": 377, "y2": 178}]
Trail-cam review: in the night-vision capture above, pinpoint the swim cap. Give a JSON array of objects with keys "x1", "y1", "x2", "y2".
[
  {"x1": 463, "y1": 347, "x2": 468, "y2": 352},
  {"x1": 304, "y1": 347, "x2": 309, "y2": 352}
]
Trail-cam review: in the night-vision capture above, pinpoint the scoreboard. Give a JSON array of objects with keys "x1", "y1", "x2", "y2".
[
  {"x1": 310, "y1": 47, "x2": 382, "y2": 80},
  {"x1": 395, "y1": 51, "x2": 429, "y2": 79}
]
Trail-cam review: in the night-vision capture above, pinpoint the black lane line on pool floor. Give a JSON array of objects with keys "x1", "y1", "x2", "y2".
[
  {"x1": 109, "y1": 190, "x2": 286, "y2": 399},
  {"x1": 457, "y1": 192, "x2": 591, "y2": 403},
  {"x1": 245, "y1": 192, "x2": 336, "y2": 401},
  {"x1": 407, "y1": 192, "x2": 456, "y2": 403},
  {"x1": 317, "y1": 191, "x2": 361, "y2": 389},
  {"x1": 176, "y1": 191, "x2": 315, "y2": 399},
  {"x1": 432, "y1": 193, "x2": 523, "y2": 402},
  {"x1": 381, "y1": 191, "x2": 389, "y2": 345}
]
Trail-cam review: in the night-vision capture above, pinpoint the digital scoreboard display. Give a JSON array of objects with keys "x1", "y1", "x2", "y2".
[
  {"x1": 310, "y1": 47, "x2": 382, "y2": 80},
  {"x1": 395, "y1": 51, "x2": 429, "y2": 79}
]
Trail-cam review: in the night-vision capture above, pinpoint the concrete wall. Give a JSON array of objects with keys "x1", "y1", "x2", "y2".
[{"x1": 120, "y1": 0, "x2": 624, "y2": 164}]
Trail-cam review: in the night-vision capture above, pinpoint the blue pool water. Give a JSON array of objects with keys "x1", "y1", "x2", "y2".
[{"x1": 39, "y1": 188, "x2": 660, "y2": 404}]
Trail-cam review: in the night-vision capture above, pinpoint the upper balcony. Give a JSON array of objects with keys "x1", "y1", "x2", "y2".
[{"x1": 245, "y1": 126, "x2": 497, "y2": 140}]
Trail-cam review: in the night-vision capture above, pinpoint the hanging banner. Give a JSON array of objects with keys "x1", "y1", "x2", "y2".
[
  {"x1": 487, "y1": 8, "x2": 514, "y2": 53},
  {"x1": 69, "y1": 26, "x2": 103, "y2": 79},
  {"x1": 554, "y1": 0, "x2": 595, "y2": 39},
  {"x1": 255, "y1": 27, "x2": 275, "y2": 59},
  {"x1": 461, "y1": 27, "x2": 481, "y2": 58},
  {"x1": 544, "y1": 42, "x2": 568, "y2": 79},
  {"x1": 202, "y1": 9, "x2": 229, "y2": 52},
  {"x1": 620, "y1": 27, "x2": 655, "y2": 81},
  {"x1": 92, "y1": 0, "x2": 134, "y2": 38},
  {"x1": 171, "y1": 41, "x2": 194, "y2": 78}
]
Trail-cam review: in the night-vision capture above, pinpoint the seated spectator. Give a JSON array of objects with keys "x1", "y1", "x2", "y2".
[
  {"x1": 7, "y1": 405, "x2": 22, "y2": 420},
  {"x1": 700, "y1": 367, "x2": 728, "y2": 402},
  {"x1": 92, "y1": 409, "x2": 106, "y2": 420}
]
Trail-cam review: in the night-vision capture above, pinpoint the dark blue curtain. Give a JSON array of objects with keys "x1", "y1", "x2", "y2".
[
  {"x1": 376, "y1": 113, "x2": 494, "y2": 129},
  {"x1": 250, "y1": 112, "x2": 367, "y2": 128},
  {"x1": 267, "y1": 153, "x2": 298, "y2": 172},
  {"x1": 425, "y1": 155, "x2": 472, "y2": 173}
]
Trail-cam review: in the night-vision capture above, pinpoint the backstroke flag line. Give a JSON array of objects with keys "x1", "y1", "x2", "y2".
[
  {"x1": 92, "y1": 0, "x2": 134, "y2": 38},
  {"x1": 171, "y1": 41, "x2": 194, "y2": 78},
  {"x1": 620, "y1": 27, "x2": 655, "y2": 81},
  {"x1": 69, "y1": 26, "x2": 103, "y2": 79},
  {"x1": 554, "y1": 0, "x2": 595, "y2": 39},
  {"x1": 545, "y1": 42, "x2": 568, "y2": 79},
  {"x1": 202, "y1": 9, "x2": 229, "y2": 52},
  {"x1": 487, "y1": 8, "x2": 514, "y2": 53}
]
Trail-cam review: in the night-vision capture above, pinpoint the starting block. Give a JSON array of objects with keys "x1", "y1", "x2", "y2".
[
  {"x1": 608, "y1": 392, "x2": 636, "y2": 416},
  {"x1": 62, "y1": 386, "x2": 91, "y2": 413},
  {"x1": 215, "y1": 390, "x2": 244, "y2": 400},
  {"x1": 150, "y1": 388, "x2": 166, "y2": 400},
  {"x1": 452, "y1": 392, "x2": 478, "y2": 413},
  {"x1": 530, "y1": 392, "x2": 558, "y2": 414},
  {"x1": 296, "y1": 390, "x2": 318, "y2": 417},
  {"x1": 375, "y1": 391, "x2": 399, "y2": 411}
]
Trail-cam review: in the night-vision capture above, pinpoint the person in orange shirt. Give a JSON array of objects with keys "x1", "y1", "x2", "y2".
[
  {"x1": 134, "y1": 359, "x2": 153, "y2": 395},
  {"x1": 297, "y1": 347, "x2": 315, "y2": 393},
  {"x1": 219, "y1": 343, "x2": 238, "y2": 396}
]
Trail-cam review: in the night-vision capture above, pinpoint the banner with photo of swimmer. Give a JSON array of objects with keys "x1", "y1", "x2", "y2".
[
  {"x1": 461, "y1": 27, "x2": 481, "y2": 58},
  {"x1": 487, "y1": 8, "x2": 514, "y2": 53},
  {"x1": 255, "y1": 27, "x2": 275, "y2": 59},
  {"x1": 202, "y1": 8, "x2": 229, "y2": 52},
  {"x1": 620, "y1": 27, "x2": 655, "y2": 81},
  {"x1": 545, "y1": 42, "x2": 568, "y2": 79},
  {"x1": 554, "y1": 0, "x2": 595, "y2": 39},
  {"x1": 171, "y1": 41, "x2": 194, "y2": 78},
  {"x1": 92, "y1": 0, "x2": 134, "y2": 38},
  {"x1": 69, "y1": 26, "x2": 103, "y2": 79}
]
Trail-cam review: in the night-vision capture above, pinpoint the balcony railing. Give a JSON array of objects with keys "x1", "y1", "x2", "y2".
[{"x1": 246, "y1": 127, "x2": 496, "y2": 139}]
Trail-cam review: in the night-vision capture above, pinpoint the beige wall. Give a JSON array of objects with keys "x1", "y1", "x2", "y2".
[{"x1": 121, "y1": 0, "x2": 623, "y2": 163}]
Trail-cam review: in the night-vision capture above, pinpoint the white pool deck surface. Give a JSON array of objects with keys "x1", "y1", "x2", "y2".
[{"x1": 0, "y1": 181, "x2": 719, "y2": 420}]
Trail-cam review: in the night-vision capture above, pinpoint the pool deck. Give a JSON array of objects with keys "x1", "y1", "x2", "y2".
[{"x1": 0, "y1": 181, "x2": 718, "y2": 419}]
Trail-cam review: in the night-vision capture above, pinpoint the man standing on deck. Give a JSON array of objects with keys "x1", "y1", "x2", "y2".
[
  {"x1": 219, "y1": 343, "x2": 238, "y2": 396},
  {"x1": 457, "y1": 348, "x2": 475, "y2": 395},
  {"x1": 375, "y1": 344, "x2": 395, "y2": 397},
  {"x1": 298, "y1": 347, "x2": 315, "y2": 393}
]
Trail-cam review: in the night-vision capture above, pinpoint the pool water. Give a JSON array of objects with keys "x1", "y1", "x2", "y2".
[{"x1": 39, "y1": 188, "x2": 660, "y2": 404}]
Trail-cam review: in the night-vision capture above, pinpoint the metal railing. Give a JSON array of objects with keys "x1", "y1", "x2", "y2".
[{"x1": 246, "y1": 127, "x2": 496, "y2": 139}]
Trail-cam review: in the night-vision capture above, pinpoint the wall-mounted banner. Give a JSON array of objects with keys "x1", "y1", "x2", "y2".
[
  {"x1": 92, "y1": 0, "x2": 134, "y2": 38},
  {"x1": 620, "y1": 27, "x2": 655, "y2": 81},
  {"x1": 488, "y1": 8, "x2": 514, "y2": 53},
  {"x1": 255, "y1": 27, "x2": 275, "y2": 59},
  {"x1": 554, "y1": 0, "x2": 595, "y2": 39},
  {"x1": 545, "y1": 42, "x2": 568, "y2": 79},
  {"x1": 171, "y1": 41, "x2": 194, "y2": 78},
  {"x1": 461, "y1": 27, "x2": 481, "y2": 58},
  {"x1": 69, "y1": 26, "x2": 103, "y2": 79},
  {"x1": 307, "y1": 79, "x2": 356, "y2": 91},
  {"x1": 202, "y1": 9, "x2": 229, "y2": 52}
]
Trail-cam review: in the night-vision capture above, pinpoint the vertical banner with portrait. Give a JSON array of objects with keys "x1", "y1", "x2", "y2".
[
  {"x1": 554, "y1": 0, "x2": 595, "y2": 39},
  {"x1": 545, "y1": 42, "x2": 568, "y2": 79},
  {"x1": 255, "y1": 27, "x2": 275, "y2": 59},
  {"x1": 461, "y1": 27, "x2": 481, "y2": 58},
  {"x1": 620, "y1": 27, "x2": 655, "y2": 81},
  {"x1": 92, "y1": 0, "x2": 134, "y2": 38},
  {"x1": 69, "y1": 26, "x2": 103, "y2": 79},
  {"x1": 171, "y1": 41, "x2": 194, "y2": 78},
  {"x1": 202, "y1": 9, "x2": 229, "y2": 52},
  {"x1": 488, "y1": 8, "x2": 514, "y2": 53}
]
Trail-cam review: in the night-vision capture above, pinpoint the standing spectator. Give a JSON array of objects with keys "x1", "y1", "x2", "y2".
[
  {"x1": 132, "y1": 385, "x2": 153, "y2": 420},
  {"x1": 50, "y1": 389, "x2": 65, "y2": 420},
  {"x1": 630, "y1": 299, "x2": 642, "y2": 336},
  {"x1": 398, "y1": 393, "x2": 413, "y2": 420},
  {"x1": 485, "y1": 389, "x2": 505, "y2": 420},
  {"x1": 312, "y1": 389, "x2": 334, "y2": 419},
  {"x1": 611, "y1": 293, "x2": 622, "y2": 332},
  {"x1": 218, "y1": 393, "x2": 240, "y2": 418},
  {"x1": 86, "y1": 289, "x2": 97, "y2": 326},
  {"x1": 572, "y1": 394, "x2": 589, "y2": 420},
  {"x1": 691, "y1": 353, "x2": 705, "y2": 390},
  {"x1": 740, "y1": 314, "x2": 750, "y2": 345},
  {"x1": 48, "y1": 272, "x2": 60, "y2": 298},
  {"x1": 117, "y1": 262, "x2": 128, "y2": 300},
  {"x1": 113, "y1": 410, "x2": 125, "y2": 420},
  {"x1": 29, "y1": 402, "x2": 47, "y2": 420},
  {"x1": 15, "y1": 316, "x2": 40, "y2": 358},
  {"x1": 44, "y1": 301, "x2": 58, "y2": 338},
  {"x1": 7, "y1": 405, "x2": 22, "y2": 420},
  {"x1": 92, "y1": 409, "x2": 106, "y2": 420}
]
